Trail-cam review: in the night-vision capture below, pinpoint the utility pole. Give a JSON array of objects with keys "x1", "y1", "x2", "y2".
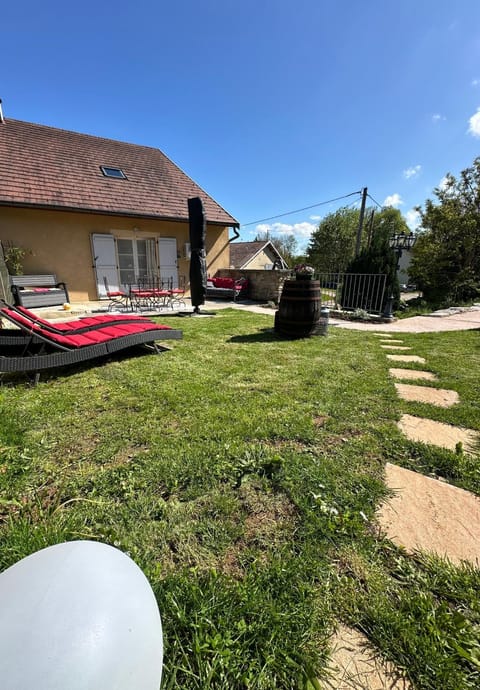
[
  {"x1": 355, "y1": 187, "x2": 368, "y2": 257},
  {"x1": 366, "y1": 209, "x2": 375, "y2": 248}
]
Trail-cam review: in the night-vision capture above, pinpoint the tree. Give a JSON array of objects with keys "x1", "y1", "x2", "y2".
[
  {"x1": 306, "y1": 207, "x2": 360, "y2": 273},
  {"x1": 409, "y1": 158, "x2": 480, "y2": 304},
  {"x1": 254, "y1": 231, "x2": 298, "y2": 267},
  {"x1": 306, "y1": 206, "x2": 409, "y2": 274},
  {"x1": 342, "y1": 216, "x2": 400, "y2": 312},
  {"x1": 370, "y1": 207, "x2": 409, "y2": 242}
]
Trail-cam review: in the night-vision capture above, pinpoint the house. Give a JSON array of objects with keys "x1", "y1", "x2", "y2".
[
  {"x1": 229, "y1": 241, "x2": 288, "y2": 270},
  {"x1": 0, "y1": 117, "x2": 239, "y2": 302}
]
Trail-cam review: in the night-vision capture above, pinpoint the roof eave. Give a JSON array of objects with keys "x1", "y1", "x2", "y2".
[{"x1": 0, "y1": 200, "x2": 240, "y2": 227}]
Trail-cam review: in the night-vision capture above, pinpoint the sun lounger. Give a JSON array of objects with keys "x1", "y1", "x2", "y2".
[{"x1": 0, "y1": 303, "x2": 182, "y2": 381}]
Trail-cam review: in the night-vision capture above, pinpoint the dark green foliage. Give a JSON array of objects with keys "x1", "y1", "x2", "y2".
[
  {"x1": 410, "y1": 158, "x2": 480, "y2": 304},
  {"x1": 307, "y1": 206, "x2": 409, "y2": 283},
  {"x1": 306, "y1": 207, "x2": 360, "y2": 273},
  {"x1": 342, "y1": 217, "x2": 400, "y2": 311}
]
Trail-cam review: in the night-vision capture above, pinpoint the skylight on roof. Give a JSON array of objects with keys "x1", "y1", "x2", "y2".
[{"x1": 100, "y1": 166, "x2": 126, "y2": 179}]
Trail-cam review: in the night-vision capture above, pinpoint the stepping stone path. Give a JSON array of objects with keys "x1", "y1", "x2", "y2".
[
  {"x1": 394, "y1": 383, "x2": 459, "y2": 407},
  {"x1": 378, "y1": 334, "x2": 479, "y2": 564},
  {"x1": 389, "y1": 368, "x2": 437, "y2": 381},
  {"x1": 325, "y1": 332, "x2": 479, "y2": 686},
  {"x1": 322, "y1": 624, "x2": 412, "y2": 689}
]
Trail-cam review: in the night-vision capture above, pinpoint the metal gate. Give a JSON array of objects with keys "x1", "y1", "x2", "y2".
[{"x1": 316, "y1": 272, "x2": 387, "y2": 314}]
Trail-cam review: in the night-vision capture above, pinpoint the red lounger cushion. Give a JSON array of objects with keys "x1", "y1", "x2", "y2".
[
  {"x1": 15, "y1": 307, "x2": 152, "y2": 331},
  {"x1": 1, "y1": 308, "x2": 172, "y2": 348},
  {"x1": 210, "y1": 277, "x2": 247, "y2": 290}
]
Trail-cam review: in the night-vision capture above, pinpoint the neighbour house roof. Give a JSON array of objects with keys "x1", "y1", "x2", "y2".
[
  {"x1": 229, "y1": 241, "x2": 288, "y2": 269},
  {"x1": 0, "y1": 119, "x2": 238, "y2": 227}
]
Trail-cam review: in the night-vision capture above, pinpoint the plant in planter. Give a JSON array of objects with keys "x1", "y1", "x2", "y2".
[{"x1": 293, "y1": 263, "x2": 315, "y2": 280}]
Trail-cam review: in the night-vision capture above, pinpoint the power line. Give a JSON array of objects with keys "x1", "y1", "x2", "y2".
[
  {"x1": 367, "y1": 193, "x2": 384, "y2": 209},
  {"x1": 241, "y1": 190, "x2": 362, "y2": 227}
]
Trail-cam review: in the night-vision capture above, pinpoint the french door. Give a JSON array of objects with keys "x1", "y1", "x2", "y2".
[{"x1": 92, "y1": 233, "x2": 178, "y2": 297}]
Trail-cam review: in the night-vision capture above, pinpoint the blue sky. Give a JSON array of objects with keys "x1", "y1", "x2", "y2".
[{"x1": 3, "y1": 1, "x2": 480, "y2": 250}]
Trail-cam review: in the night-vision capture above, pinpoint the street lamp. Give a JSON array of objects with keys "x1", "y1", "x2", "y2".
[{"x1": 389, "y1": 233, "x2": 416, "y2": 267}]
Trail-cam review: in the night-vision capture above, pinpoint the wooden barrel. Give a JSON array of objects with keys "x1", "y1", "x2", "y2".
[{"x1": 274, "y1": 279, "x2": 322, "y2": 338}]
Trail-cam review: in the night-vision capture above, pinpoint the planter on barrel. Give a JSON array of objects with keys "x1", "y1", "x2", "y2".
[{"x1": 274, "y1": 278, "x2": 324, "y2": 338}]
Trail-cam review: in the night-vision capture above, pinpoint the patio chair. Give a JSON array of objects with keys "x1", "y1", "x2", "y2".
[
  {"x1": 103, "y1": 277, "x2": 130, "y2": 312},
  {"x1": 0, "y1": 303, "x2": 182, "y2": 383},
  {"x1": 168, "y1": 275, "x2": 186, "y2": 309}
]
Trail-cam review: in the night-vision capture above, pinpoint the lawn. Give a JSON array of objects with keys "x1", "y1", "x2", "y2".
[{"x1": 0, "y1": 309, "x2": 479, "y2": 689}]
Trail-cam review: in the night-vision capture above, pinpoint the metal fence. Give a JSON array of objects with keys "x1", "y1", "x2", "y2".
[{"x1": 316, "y1": 272, "x2": 387, "y2": 315}]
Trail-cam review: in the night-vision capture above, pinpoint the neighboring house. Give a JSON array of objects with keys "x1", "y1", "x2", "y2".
[
  {"x1": 0, "y1": 118, "x2": 239, "y2": 301},
  {"x1": 229, "y1": 241, "x2": 288, "y2": 270}
]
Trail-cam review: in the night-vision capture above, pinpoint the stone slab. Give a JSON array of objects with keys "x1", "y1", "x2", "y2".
[
  {"x1": 380, "y1": 339, "x2": 404, "y2": 344},
  {"x1": 381, "y1": 345, "x2": 412, "y2": 350},
  {"x1": 389, "y1": 368, "x2": 437, "y2": 381},
  {"x1": 377, "y1": 463, "x2": 480, "y2": 567},
  {"x1": 322, "y1": 624, "x2": 412, "y2": 689},
  {"x1": 398, "y1": 414, "x2": 479, "y2": 454},
  {"x1": 395, "y1": 383, "x2": 459, "y2": 407},
  {"x1": 387, "y1": 355, "x2": 426, "y2": 363}
]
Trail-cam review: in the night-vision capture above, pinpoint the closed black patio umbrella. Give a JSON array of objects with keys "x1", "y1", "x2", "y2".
[{"x1": 188, "y1": 197, "x2": 207, "y2": 314}]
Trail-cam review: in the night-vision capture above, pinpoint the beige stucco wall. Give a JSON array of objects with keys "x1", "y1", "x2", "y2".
[{"x1": 0, "y1": 207, "x2": 230, "y2": 302}]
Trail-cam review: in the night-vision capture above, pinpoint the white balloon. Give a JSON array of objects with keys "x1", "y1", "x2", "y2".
[{"x1": 0, "y1": 541, "x2": 163, "y2": 689}]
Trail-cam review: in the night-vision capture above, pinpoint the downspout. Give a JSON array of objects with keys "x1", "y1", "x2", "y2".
[
  {"x1": 0, "y1": 100, "x2": 5, "y2": 124},
  {"x1": 228, "y1": 225, "x2": 240, "y2": 243}
]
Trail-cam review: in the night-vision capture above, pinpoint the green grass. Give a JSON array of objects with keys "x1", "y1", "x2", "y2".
[{"x1": 0, "y1": 310, "x2": 479, "y2": 688}]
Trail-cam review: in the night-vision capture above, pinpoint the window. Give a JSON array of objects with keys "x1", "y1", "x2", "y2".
[{"x1": 100, "y1": 166, "x2": 126, "y2": 179}]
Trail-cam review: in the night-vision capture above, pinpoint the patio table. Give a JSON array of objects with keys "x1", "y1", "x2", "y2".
[{"x1": 129, "y1": 277, "x2": 172, "y2": 311}]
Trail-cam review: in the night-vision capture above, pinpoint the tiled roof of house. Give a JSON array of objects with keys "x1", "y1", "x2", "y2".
[
  {"x1": 229, "y1": 240, "x2": 287, "y2": 268},
  {"x1": 0, "y1": 119, "x2": 238, "y2": 226}
]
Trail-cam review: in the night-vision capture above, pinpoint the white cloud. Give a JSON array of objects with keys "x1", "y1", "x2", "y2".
[
  {"x1": 468, "y1": 108, "x2": 480, "y2": 137},
  {"x1": 472, "y1": 79, "x2": 480, "y2": 87},
  {"x1": 438, "y1": 175, "x2": 449, "y2": 191},
  {"x1": 255, "y1": 221, "x2": 317, "y2": 240},
  {"x1": 274, "y1": 222, "x2": 316, "y2": 238},
  {"x1": 309, "y1": 214, "x2": 321, "y2": 221},
  {"x1": 383, "y1": 193, "x2": 404, "y2": 208},
  {"x1": 432, "y1": 113, "x2": 446, "y2": 123},
  {"x1": 403, "y1": 165, "x2": 422, "y2": 179},
  {"x1": 255, "y1": 223, "x2": 273, "y2": 234},
  {"x1": 405, "y1": 209, "x2": 420, "y2": 231}
]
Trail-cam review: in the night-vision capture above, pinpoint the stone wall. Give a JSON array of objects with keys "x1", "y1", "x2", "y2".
[{"x1": 215, "y1": 268, "x2": 291, "y2": 303}]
